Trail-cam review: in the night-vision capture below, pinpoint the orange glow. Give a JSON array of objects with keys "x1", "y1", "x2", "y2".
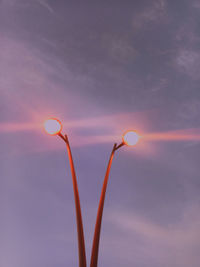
[
  {"x1": 122, "y1": 130, "x2": 140, "y2": 146},
  {"x1": 143, "y1": 131, "x2": 200, "y2": 142},
  {"x1": 44, "y1": 118, "x2": 62, "y2": 135}
]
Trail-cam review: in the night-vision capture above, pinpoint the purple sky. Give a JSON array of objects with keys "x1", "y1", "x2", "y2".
[{"x1": 1, "y1": 0, "x2": 200, "y2": 266}]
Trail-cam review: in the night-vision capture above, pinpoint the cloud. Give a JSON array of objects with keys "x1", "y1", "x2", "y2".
[
  {"x1": 106, "y1": 204, "x2": 200, "y2": 266},
  {"x1": 176, "y1": 49, "x2": 200, "y2": 79},
  {"x1": 0, "y1": 33, "x2": 98, "y2": 122},
  {"x1": 132, "y1": 0, "x2": 167, "y2": 30},
  {"x1": 102, "y1": 34, "x2": 138, "y2": 64},
  {"x1": 36, "y1": 0, "x2": 54, "y2": 14}
]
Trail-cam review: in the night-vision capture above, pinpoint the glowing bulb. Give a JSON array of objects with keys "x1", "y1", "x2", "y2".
[
  {"x1": 44, "y1": 118, "x2": 62, "y2": 135},
  {"x1": 122, "y1": 130, "x2": 139, "y2": 146}
]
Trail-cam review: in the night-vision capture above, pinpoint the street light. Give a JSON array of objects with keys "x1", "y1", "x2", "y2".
[
  {"x1": 122, "y1": 130, "x2": 140, "y2": 146},
  {"x1": 44, "y1": 118, "x2": 139, "y2": 267},
  {"x1": 90, "y1": 130, "x2": 139, "y2": 267},
  {"x1": 44, "y1": 118, "x2": 62, "y2": 135},
  {"x1": 44, "y1": 118, "x2": 87, "y2": 267}
]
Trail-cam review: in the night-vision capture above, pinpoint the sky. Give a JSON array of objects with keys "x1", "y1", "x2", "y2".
[{"x1": 1, "y1": 0, "x2": 200, "y2": 266}]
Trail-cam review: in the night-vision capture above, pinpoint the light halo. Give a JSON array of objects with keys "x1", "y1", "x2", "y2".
[
  {"x1": 44, "y1": 118, "x2": 63, "y2": 135},
  {"x1": 122, "y1": 130, "x2": 139, "y2": 146}
]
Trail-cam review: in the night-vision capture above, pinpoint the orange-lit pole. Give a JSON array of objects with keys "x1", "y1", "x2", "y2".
[
  {"x1": 90, "y1": 142, "x2": 123, "y2": 267},
  {"x1": 61, "y1": 133, "x2": 87, "y2": 267},
  {"x1": 44, "y1": 119, "x2": 87, "y2": 267},
  {"x1": 90, "y1": 131, "x2": 139, "y2": 267}
]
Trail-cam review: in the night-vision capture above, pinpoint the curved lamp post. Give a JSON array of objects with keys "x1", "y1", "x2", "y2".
[
  {"x1": 90, "y1": 130, "x2": 140, "y2": 267},
  {"x1": 44, "y1": 118, "x2": 87, "y2": 267},
  {"x1": 44, "y1": 118, "x2": 139, "y2": 267}
]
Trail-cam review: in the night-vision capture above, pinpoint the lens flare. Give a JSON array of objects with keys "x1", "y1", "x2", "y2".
[
  {"x1": 122, "y1": 130, "x2": 139, "y2": 146},
  {"x1": 44, "y1": 118, "x2": 62, "y2": 135}
]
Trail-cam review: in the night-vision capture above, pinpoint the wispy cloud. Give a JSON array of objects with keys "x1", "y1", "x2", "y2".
[
  {"x1": 132, "y1": 0, "x2": 167, "y2": 30},
  {"x1": 176, "y1": 49, "x2": 200, "y2": 80},
  {"x1": 144, "y1": 128, "x2": 200, "y2": 142},
  {"x1": 106, "y1": 205, "x2": 200, "y2": 266},
  {"x1": 36, "y1": 0, "x2": 54, "y2": 14}
]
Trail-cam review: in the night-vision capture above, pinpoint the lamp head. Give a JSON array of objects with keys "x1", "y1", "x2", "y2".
[
  {"x1": 122, "y1": 130, "x2": 139, "y2": 146},
  {"x1": 44, "y1": 118, "x2": 62, "y2": 135}
]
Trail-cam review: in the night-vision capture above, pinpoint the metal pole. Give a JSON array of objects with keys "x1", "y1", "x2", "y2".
[
  {"x1": 90, "y1": 143, "x2": 117, "y2": 267},
  {"x1": 59, "y1": 133, "x2": 87, "y2": 267}
]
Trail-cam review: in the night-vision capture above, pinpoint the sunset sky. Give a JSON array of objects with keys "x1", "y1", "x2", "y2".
[{"x1": 1, "y1": 1, "x2": 200, "y2": 266}]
